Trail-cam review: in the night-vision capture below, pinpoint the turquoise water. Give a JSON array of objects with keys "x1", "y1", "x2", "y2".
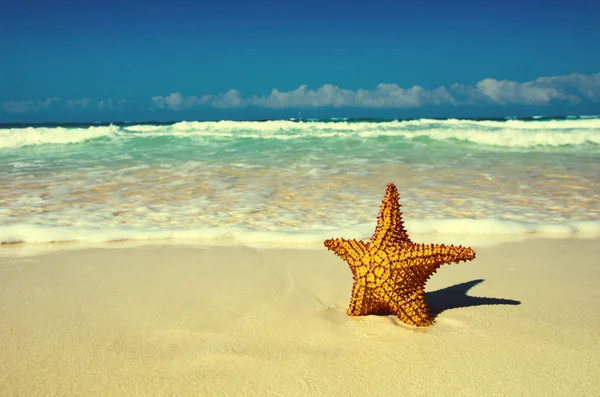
[{"x1": 1, "y1": 118, "x2": 599, "y2": 246}]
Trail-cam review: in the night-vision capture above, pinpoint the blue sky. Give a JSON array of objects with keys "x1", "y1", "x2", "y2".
[{"x1": 1, "y1": 0, "x2": 599, "y2": 122}]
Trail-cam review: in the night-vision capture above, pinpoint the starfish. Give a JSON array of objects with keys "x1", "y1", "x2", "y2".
[{"x1": 324, "y1": 183, "x2": 476, "y2": 326}]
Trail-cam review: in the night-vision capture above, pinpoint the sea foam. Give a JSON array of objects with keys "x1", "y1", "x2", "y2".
[
  {"x1": 2, "y1": 218, "x2": 599, "y2": 248},
  {"x1": 1, "y1": 118, "x2": 599, "y2": 149},
  {"x1": 0, "y1": 125, "x2": 119, "y2": 148}
]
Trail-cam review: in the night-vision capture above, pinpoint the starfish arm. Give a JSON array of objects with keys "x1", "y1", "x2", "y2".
[
  {"x1": 440, "y1": 243, "x2": 476, "y2": 264},
  {"x1": 370, "y1": 183, "x2": 411, "y2": 249},
  {"x1": 407, "y1": 243, "x2": 476, "y2": 274},
  {"x1": 348, "y1": 277, "x2": 396, "y2": 316},
  {"x1": 347, "y1": 279, "x2": 369, "y2": 316},
  {"x1": 323, "y1": 238, "x2": 368, "y2": 275},
  {"x1": 384, "y1": 283, "x2": 433, "y2": 326},
  {"x1": 383, "y1": 243, "x2": 475, "y2": 326},
  {"x1": 324, "y1": 238, "x2": 379, "y2": 316}
]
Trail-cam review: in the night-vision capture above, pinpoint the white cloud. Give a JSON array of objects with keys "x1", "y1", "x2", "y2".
[
  {"x1": 4, "y1": 73, "x2": 597, "y2": 115},
  {"x1": 454, "y1": 77, "x2": 578, "y2": 105},
  {"x1": 530, "y1": 73, "x2": 600, "y2": 102},
  {"x1": 164, "y1": 92, "x2": 184, "y2": 110},
  {"x1": 2, "y1": 96, "x2": 127, "y2": 114},
  {"x1": 151, "y1": 92, "x2": 208, "y2": 110},
  {"x1": 247, "y1": 84, "x2": 457, "y2": 109},
  {"x1": 152, "y1": 91, "x2": 240, "y2": 110},
  {"x1": 150, "y1": 72, "x2": 600, "y2": 110},
  {"x1": 211, "y1": 89, "x2": 244, "y2": 108},
  {"x1": 67, "y1": 97, "x2": 91, "y2": 109},
  {"x1": 98, "y1": 98, "x2": 128, "y2": 109},
  {"x1": 2, "y1": 97, "x2": 59, "y2": 113}
]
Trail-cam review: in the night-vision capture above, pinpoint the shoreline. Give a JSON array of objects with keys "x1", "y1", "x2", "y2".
[
  {"x1": 1, "y1": 238, "x2": 599, "y2": 396},
  {"x1": 2, "y1": 232, "x2": 599, "y2": 257}
]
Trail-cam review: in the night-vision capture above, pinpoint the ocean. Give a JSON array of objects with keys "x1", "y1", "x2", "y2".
[{"x1": 1, "y1": 117, "x2": 599, "y2": 247}]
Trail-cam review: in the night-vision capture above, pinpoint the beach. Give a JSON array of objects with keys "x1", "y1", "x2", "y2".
[
  {"x1": 1, "y1": 238, "x2": 599, "y2": 396},
  {"x1": 3, "y1": 0, "x2": 600, "y2": 393},
  {"x1": 1, "y1": 118, "x2": 599, "y2": 395}
]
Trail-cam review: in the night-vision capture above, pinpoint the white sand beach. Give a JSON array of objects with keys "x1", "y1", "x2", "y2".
[{"x1": 1, "y1": 238, "x2": 599, "y2": 396}]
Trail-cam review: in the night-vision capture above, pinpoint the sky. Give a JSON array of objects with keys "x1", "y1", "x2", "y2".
[{"x1": 1, "y1": 0, "x2": 599, "y2": 122}]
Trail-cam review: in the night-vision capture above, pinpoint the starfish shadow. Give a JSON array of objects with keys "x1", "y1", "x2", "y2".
[{"x1": 425, "y1": 279, "x2": 521, "y2": 320}]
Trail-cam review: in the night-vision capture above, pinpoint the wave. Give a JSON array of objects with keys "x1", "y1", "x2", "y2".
[
  {"x1": 1, "y1": 118, "x2": 599, "y2": 149},
  {"x1": 2, "y1": 219, "x2": 599, "y2": 249},
  {"x1": 0, "y1": 125, "x2": 120, "y2": 149}
]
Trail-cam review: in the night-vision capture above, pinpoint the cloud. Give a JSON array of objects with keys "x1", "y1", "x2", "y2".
[
  {"x1": 98, "y1": 98, "x2": 127, "y2": 110},
  {"x1": 98, "y1": 99, "x2": 111, "y2": 109},
  {"x1": 2, "y1": 97, "x2": 127, "y2": 114},
  {"x1": 150, "y1": 72, "x2": 600, "y2": 110},
  {"x1": 2, "y1": 97, "x2": 60, "y2": 113},
  {"x1": 246, "y1": 84, "x2": 457, "y2": 109},
  {"x1": 151, "y1": 91, "x2": 240, "y2": 110},
  {"x1": 151, "y1": 92, "x2": 207, "y2": 110},
  {"x1": 5, "y1": 73, "x2": 597, "y2": 115},
  {"x1": 452, "y1": 77, "x2": 579, "y2": 105},
  {"x1": 211, "y1": 89, "x2": 244, "y2": 108},
  {"x1": 529, "y1": 73, "x2": 600, "y2": 102},
  {"x1": 67, "y1": 97, "x2": 91, "y2": 110}
]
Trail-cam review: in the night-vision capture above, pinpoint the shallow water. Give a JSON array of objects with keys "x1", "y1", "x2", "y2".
[{"x1": 1, "y1": 118, "x2": 599, "y2": 245}]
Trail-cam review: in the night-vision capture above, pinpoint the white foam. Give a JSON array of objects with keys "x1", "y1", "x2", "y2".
[
  {"x1": 2, "y1": 218, "x2": 598, "y2": 249},
  {"x1": 122, "y1": 124, "x2": 164, "y2": 132},
  {"x1": 2, "y1": 119, "x2": 599, "y2": 149},
  {"x1": 404, "y1": 218, "x2": 600, "y2": 237},
  {"x1": 0, "y1": 125, "x2": 119, "y2": 148}
]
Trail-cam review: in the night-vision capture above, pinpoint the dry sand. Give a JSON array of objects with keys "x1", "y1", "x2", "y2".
[{"x1": 1, "y1": 238, "x2": 599, "y2": 396}]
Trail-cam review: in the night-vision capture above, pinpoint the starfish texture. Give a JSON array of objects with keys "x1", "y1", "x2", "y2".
[{"x1": 324, "y1": 183, "x2": 476, "y2": 326}]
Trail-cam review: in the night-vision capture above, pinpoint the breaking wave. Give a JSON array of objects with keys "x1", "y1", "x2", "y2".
[{"x1": 0, "y1": 117, "x2": 598, "y2": 149}]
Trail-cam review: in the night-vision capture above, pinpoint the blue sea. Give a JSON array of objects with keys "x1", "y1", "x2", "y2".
[{"x1": 1, "y1": 117, "x2": 599, "y2": 247}]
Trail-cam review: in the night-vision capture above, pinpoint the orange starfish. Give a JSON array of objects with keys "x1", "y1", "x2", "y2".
[{"x1": 324, "y1": 183, "x2": 476, "y2": 326}]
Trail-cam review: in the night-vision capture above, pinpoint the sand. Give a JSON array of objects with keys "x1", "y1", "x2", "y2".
[{"x1": 0, "y1": 238, "x2": 599, "y2": 396}]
